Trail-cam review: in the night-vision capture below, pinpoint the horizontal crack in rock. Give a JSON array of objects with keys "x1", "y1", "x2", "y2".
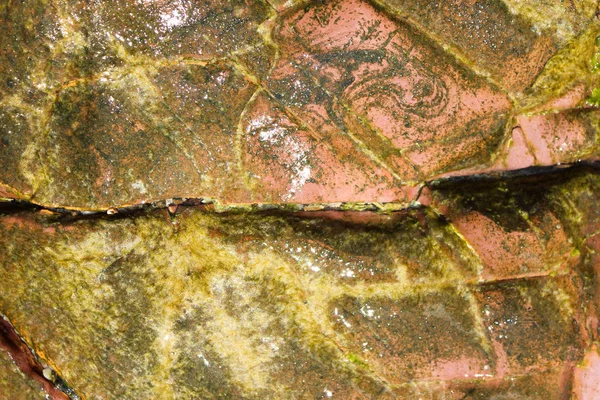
[{"x1": 0, "y1": 161, "x2": 597, "y2": 219}]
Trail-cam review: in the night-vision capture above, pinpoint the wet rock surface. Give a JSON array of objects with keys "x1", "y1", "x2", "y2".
[
  {"x1": 0, "y1": 0, "x2": 598, "y2": 210},
  {"x1": 0, "y1": 169, "x2": 599, "y2": 398},
  {"x1": 1, "y1": 0, "x2": 600, "y2": 398},
  {"x1": 0, "y1": 349, "x2": 46, "y2": 400}
]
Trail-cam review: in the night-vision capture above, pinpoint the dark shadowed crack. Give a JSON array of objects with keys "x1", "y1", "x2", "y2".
[
  {"x1": 0, "y1": 316, "x2": 80, "y2": 399},
  {"x1": 0, "y1": 162, "x2": 597, "y2": 219},
  {"x1": 427, "y1": 160, "x2": 600, "y2": 188}
]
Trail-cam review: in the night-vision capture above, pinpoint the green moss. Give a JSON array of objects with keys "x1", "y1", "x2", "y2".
[
  {"x1": 586, "y1": 87, "x2": 600, "y2": 106},
  {"x1": 346, "y1": 352, "x2": 370, "y2": 369},
  {"x1": 340, "y1": 202, "x2": 374, "y2": 212},
  {"x1": 519, "y1": 23, "x2": 600, "y2": 111},
  {"x1": 591, "y1": 35, "x2": 600, "y2": 70}
]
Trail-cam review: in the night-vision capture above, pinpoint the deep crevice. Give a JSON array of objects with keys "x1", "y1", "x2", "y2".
[
  {"x1": 0, "y1": 161, "x2": 597, "y2": 220},
  {"x1": 427, "y1": 161, "x2": 600, "y2": 189},
  {"x1": 0, "y1": 315, "x2": 80, "y2": 399}
]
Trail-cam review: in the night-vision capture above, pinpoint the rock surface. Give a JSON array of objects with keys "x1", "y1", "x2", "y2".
[
  {"x1": 0, "y1": 349, "x2": 46, "y2": 400},
  {"x1": 1, "y1": 0, "x2": 600, "y2": 399},
  {"x1": 0, "y1": 0, "x2": 598, "y2": 210},
  {"x1": 1, "y1": 169, "x2": 599, "y2": 398}
]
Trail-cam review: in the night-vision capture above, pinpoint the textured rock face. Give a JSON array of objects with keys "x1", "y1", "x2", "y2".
[
  {"x1": 1, "y1": 0, "x2": 600, "y2": 399},
  {"x1": 1, "y1": 170, "x2": 599, "y2": 398},
  {"x1": 0, "y1": 0, "x2": 598, "y2": 209}
]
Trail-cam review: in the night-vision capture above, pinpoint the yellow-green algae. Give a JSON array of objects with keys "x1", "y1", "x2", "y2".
[
  {"x1": 587, "y1": 87, "x2": 600, "y2": 106},
  {"x1": 0, "y1": 209, "x2": 487, "y2": 397},
  {"x1": 500, "y1": 0, "x2": 597, "y2": 44},
  {"x1": 1, "y1": 170, "x2": 598, "y2": 398},
  {"x1": 1, "y1": 1, "x2": 600, "y2": 398},
  {"x1": 519, "y1": 20, "x2": 600, "y2": 112}
]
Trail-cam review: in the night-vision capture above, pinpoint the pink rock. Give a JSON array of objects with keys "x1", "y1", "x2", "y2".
[
  {"x1": 242, "y1": 92, "x2": 407, "y2": 203},
  {"x1": 269, "y1": 0, "x2": 511, "y2": 183},
  {"x1": 572, "y1": 346, "x2": 600, "y2": 399},
  {"x1": 375, "y1": 0, "x2": 578, "y2": 92},
  {"x1": 516, "y1": 112, "x2": 595, "y2": 166},
  {"x1": 448, "y1": 209, "x2": 574, "y2": 281},
  {"x1": 503, "y1": 126, "x2": 537, "y2": 170}
]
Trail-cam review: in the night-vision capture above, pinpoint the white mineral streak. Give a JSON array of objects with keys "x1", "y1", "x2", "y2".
[
  {"x1": 248, "y1": 116, "x2": 312, "y2": 200},
  {"x1": 132, "y1": 180, "x2": 148, "y2": 194},
  {"x1": 160, "y1": 5, "x2": 185, "y2": 30},
  {"x1": 206, "y1": 274, "x2": 283, "y2": 392}
]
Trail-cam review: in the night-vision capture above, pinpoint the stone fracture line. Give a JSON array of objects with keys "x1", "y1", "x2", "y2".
[
  {"x1": 0, "y1": 315, "x2": 77, "y2": 400},
  {"x1": 0, "y1": 162, "x2": 596, "y2": 215}
]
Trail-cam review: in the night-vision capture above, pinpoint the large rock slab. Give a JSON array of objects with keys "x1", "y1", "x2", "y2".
[
  {"x1": 0, "y1": 170, "x2": 598, "y2": 398},
  {"x1": 376, "y1": 0, "x2": 598, "y2": 91},
  {"x1": 0, "y1": 0, "x2": 598, "y2": 210},
  {"x1": 1, "y1": 1, "x2": 599, "y2": 397}
]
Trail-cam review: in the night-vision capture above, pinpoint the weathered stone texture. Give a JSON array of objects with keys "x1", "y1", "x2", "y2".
[
  {"x1": 1, "y1": 0, "x2": 600, "y2": 398},
  {"x1": 0, "y1": 171, "x2": 598, "y2": 398},
  {"x1": 0, "y1": 0, "x2": 598, "y2": 210},
  {"x1": 0, "y1": 348, "x2": 46, "y2": 400}
]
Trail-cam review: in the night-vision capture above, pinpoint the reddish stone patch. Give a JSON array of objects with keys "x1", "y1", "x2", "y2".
[
  {"x1": 0, "y1": 183, "x2": 23, "y2": 200},
  {"x1": 572, "y1": 345, "x2": 600, "y2": 399},
  {"x1": 436, "y1": 108, "x2": 599, "y2": 179},
  {"x1": 393, "y1": 368, "x2": 572, "y2": 398},
  {"x1": 242, "y1": 92, "x2": 407, "y2": 203},
  {"x1": 503, "y1": 126, "x2": 537, "y2": 170},
  {"x1": 376, "y1": 0, "x2": 562, "y2": 92},
  {"x1": 0, "y1": 317, "x2": 69, "y2": 400},
  {"x1": 445, "y1": 368, "x2": 572, "y2": 399},
  {"x1": 516, "y1": 111, "x2": 598, "y2": 166},
  {"x1": 585, "y1": 234, "x2": 600, "y2": 341},
  {"x1": 330, "y1": 292, "x2": 491, "y2": 383},
  {"x1": 270, "y1": 0, "x2": 511, "y2": 182},
  {"x1": 450, "y1": 208, "x2": 575, "y2": 281},
  {"x1": 474, "y1": 277, "x2": 584, "y2": 375}
]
